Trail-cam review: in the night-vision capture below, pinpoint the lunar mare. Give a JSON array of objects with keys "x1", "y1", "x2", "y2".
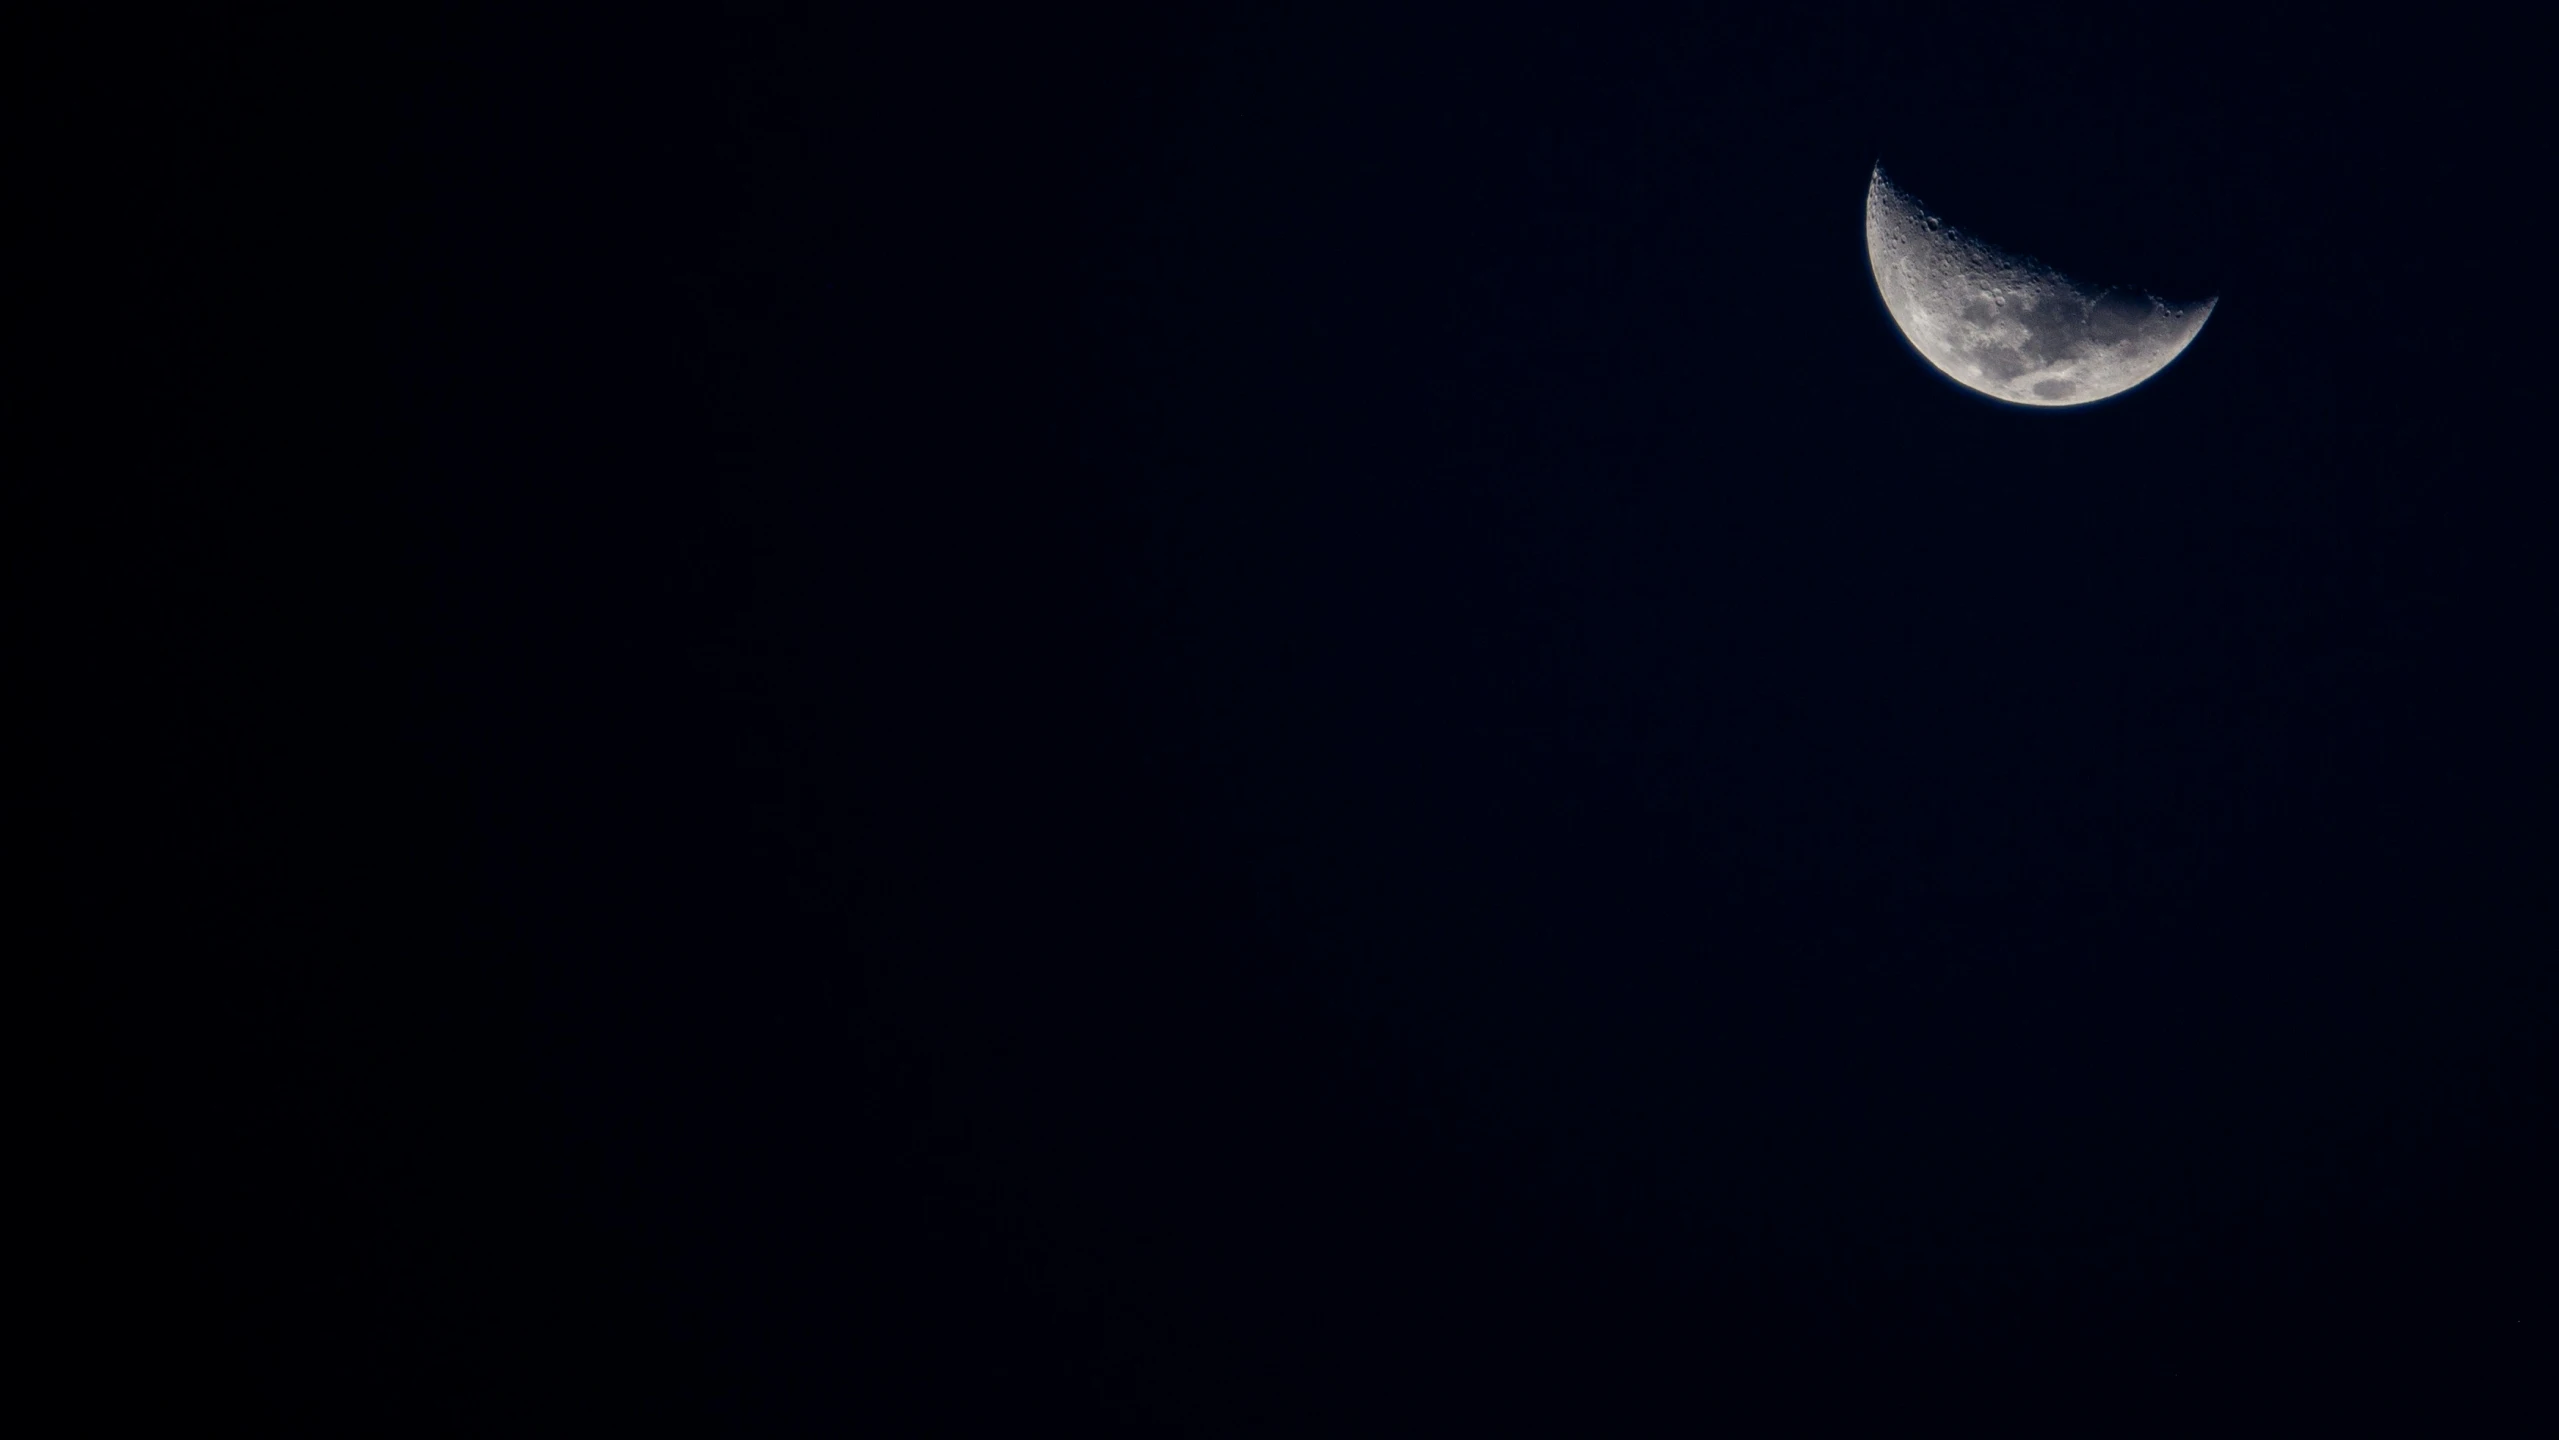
[{"x1": 1866, "y1": 165, "x2": 2213, "y2": 407}]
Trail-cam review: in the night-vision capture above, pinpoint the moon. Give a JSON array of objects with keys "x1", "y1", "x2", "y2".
[{"x1": 1866, "y1": 165, "x2": 2214, "y2": 407}]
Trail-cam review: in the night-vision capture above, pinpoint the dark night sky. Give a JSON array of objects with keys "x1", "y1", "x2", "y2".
[{"x1": 59, "y1": 2, "x2": 2550, "y2": 1432}]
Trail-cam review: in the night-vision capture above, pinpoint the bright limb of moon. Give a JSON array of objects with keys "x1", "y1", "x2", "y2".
[{"x1": 1866, "y1": 165, "x2": 2214, "y2": 407}]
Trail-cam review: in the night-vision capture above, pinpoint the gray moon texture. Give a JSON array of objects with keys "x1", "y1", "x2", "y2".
[{"x1": 1866, "y1": 165, "x2": 2214, "y2": 407}]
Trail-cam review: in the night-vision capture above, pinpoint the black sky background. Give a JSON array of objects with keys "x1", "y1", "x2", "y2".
[{"x1": 58, "y1": 2, "x2": 2550, "y2": 1432}]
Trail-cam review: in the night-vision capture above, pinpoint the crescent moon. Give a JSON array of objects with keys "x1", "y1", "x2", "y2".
[{"x1": 1866, "y1": 165, "x2": 2214, "y2": 407}]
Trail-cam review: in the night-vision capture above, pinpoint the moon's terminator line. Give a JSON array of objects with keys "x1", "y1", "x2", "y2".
[{"x1": 1866, "y1": 165, "x2": 2214, "y2": 407}]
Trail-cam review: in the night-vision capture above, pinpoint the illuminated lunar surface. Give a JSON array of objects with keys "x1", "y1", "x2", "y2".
[{"x1": 1866, "y1": 165, "x2": 2214, "y2": 407}]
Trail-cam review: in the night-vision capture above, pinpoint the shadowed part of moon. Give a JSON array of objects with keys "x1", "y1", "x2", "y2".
[{"x1": 1866, "y1": 167, "x2": 2214, "y2": 408}]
